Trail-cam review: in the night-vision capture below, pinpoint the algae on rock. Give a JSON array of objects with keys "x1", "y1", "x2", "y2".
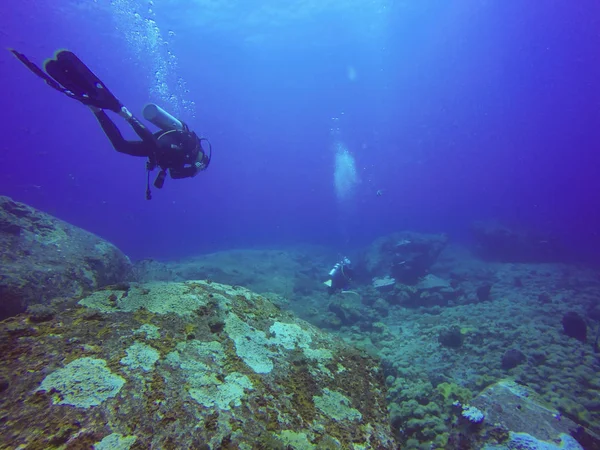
[{"x1": 0, "y1": 280, "x2": 396, "y2": 449}]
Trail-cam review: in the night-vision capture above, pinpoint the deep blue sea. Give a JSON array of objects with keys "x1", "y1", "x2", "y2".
[{"x1": 1, "y1": 0, "x2": 599, "y2": 262}]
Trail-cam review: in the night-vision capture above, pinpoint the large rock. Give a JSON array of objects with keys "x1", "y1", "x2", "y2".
[
  {"x1": 362, "y1": 231, "x2": 448, "y2": 284},
  {"x1": 447, "y1": 379, "x2": 598, "y2": 449},
  {"x1": 412, "y1": 274, "x2": 458, "y2": 307},
  {"x1": 0, "y1": 196, "x2": 131, "y2": 320},
  {"x1": 0, "y1": 280, "x2": 396, "y2": 449}
]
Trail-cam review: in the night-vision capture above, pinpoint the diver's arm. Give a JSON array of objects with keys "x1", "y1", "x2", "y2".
[
  {"x1": 170, "y1": 155, "x2": 207, "y2": 179},
  {"x1": 169, "y1": 165, "x2": 198, "y2": 179}
]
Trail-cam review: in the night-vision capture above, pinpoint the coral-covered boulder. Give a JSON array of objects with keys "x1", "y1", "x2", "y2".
[
  {"x1": 362, "y1": 231, "x2": 448, "y2": 284},
  {"x1": 0, "y1": 196, "x2": 131, "y2": 320},
  {"x1": 455, "y1": 379, "x2": 594, "y2": 449},
  {"x1": 0, "y1": 280, "x2": 396, "y2": 449}
]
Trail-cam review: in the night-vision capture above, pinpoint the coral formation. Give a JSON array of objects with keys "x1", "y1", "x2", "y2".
[{"x1": 36, "y1": 357, "x2": 125, "y2": 408}]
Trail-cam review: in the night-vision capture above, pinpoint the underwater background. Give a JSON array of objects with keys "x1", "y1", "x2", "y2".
[
  {"x1": 3, "y1": 1, "x2": 600, "y2": 449},
  {"x1": 1, "y1": 0, "x2": 599, "y2": 261}
]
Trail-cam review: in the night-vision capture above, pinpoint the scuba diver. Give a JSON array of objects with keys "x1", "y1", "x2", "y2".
[
  {"x1": 323, "y1": 257, "x2": 354, "y2": 295},
  {"x1": 10, "y1": 49, "x2": 211, "y2": 200}
]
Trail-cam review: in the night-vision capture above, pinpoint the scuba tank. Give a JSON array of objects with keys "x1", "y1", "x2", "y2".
[
  {"x1": 324, "y1": 257, "x2": 352, "y2": 287},
  {"x1": 143, "y1": 103, "x2": 195, "y2": 156},
  {"x1": 143, "y1": 103, "x2": 184, "y2": 131}
]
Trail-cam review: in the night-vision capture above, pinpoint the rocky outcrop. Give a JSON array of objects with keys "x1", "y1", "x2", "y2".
[
  {"x1": 0, "y1": 196, "x2": 131, "y2": 320},
  {"x1": 362, "y1": 232, "x2": 448, "y2": 284},
  {"x1": 448, "y1": 379, "x2": 598, "y2": 449},
  {"x1": 0, "y1": 280, "x2": 396, "y2": 449}
]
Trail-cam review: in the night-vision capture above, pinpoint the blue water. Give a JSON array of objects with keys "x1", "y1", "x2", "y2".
[{"x1": 1, "y1": 0, "x2": 599, "y2": 261}]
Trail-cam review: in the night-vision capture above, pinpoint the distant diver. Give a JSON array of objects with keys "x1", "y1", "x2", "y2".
[
  {"x1": 324, "y1": 257, "x2": 354, "y2": 295},
  {"x1": 10, "y1": 49, "x2": 211, "y2": 200}
]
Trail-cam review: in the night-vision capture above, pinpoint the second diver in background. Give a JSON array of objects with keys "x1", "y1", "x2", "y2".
[
  {"x1": 324, "y1": 257, "x2": 355, "y2": 295},
  {"x1": 10, "y1": 49, "x2": 212, "y2": 200}
]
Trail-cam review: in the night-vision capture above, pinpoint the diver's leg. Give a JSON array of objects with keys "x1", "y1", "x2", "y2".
[
  {"x1": 92, "y1": 109, "x2": 150, "y2": 157},
  {"x1": 118, "y1": 107, "x2": 156, "y2": 146}
]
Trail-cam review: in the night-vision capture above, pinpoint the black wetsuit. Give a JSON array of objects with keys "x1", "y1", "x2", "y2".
[
  {"x1": 10, "y1": 48, "x2": 206, "y2": 184},
  {"x1": 93, "y1": 110, "x2": 201, "y2": 179},
  {"x1": 328, "y1": 264, "x2": 355, "y2": 295}
]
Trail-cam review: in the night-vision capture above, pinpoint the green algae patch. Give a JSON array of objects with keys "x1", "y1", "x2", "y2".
[
  {"x1": 120, "y1": 342, "x2": 160, "y2": 372},
  {"x1": 277, "y1": 430, "x2": 316, "y2": 449},
  {"x1": 314, "y1": 388, "x2": 362, "y2": 421},
  {"x1": 436, "y1": 381, "x2": 472, "y2": 405},
  {"x1": 133, "y1": 323, "x2": 160, "y2": 339},
  {"x1": 189, "y1": 372, "x2": 254, "y2": 410},
  {"x1": 94, "y1": 433, "x2": 137, "y2": 449},
  {"x1": 270, "y1": 322, "x2": 312, "y2": 349},
  {"x1": 78, "y1": 282, "x2": 209, "y2": 316},
  {"x1": 165, "y1": 339, "x2": 226, "y2": 375},
  {"x1": 2, "y1": 280, "x2": 396, "y2": 448},
  {"x1": 304, "y1": 347, "x2": 333, "y2": 362},
  {"x1": 225, "y1": 314, "x2": 333, "y2": 375},
  {"x1": 37, "y1": 357, "x2": 125, "y2": 408},
  {"x1": 225, "y1": 313, "x2": 275, "y2": 373},
  {"x1": 165, "y1": 339, "x2": 254, "y2": 409}
]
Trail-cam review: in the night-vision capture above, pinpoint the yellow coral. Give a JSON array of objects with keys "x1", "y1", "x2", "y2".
[{"x1": 436, "y1": 382, "x2": 472, "y2": 404}]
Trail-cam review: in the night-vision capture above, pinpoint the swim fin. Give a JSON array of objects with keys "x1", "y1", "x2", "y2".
[{"x1": 10, "y1": 49, "x2": 123, "y2": 112}]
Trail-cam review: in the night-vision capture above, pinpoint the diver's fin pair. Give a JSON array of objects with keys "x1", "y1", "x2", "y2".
[{"x1": 10, "y1": 49, "x2": 123, "y2": 112}]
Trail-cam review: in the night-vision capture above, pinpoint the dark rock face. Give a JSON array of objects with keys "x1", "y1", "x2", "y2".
[
  {"x1": 471, "y1": 221, "x2": 567, "y2": 263},
  {"x1": 562, "y1": 311, "x2": 587, "y2": 342},
  {"x1": 363, "y1": 232, "x2": 448, "y2": 284},
  {"x1": 467, "y1": 380, "x2": 591, "y2": 449},
  {"x1": 476, "y1": 284, "x2": 492, "y2": 302},
  {"x1": 26, "y1": 304, "x2": 55, "y2": 323},
  {"x1": 0, "y1": 376, "x2": 8, "y2": 393},
  {"x1": 538, "y1": 292, "x2": 552, "y2": 304},
  {"x1": 438, "y1": 327, "x2": 464, "y2": 348},
  {"x1": 501, "y1": 349, "x2": 527, "y2": 370},
  {"x1": 0, "y1": 196, "x2": 132, "y2": 320},
  {"x1": 327, "y1": 298, "x2": 377, "y2": 329}
]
